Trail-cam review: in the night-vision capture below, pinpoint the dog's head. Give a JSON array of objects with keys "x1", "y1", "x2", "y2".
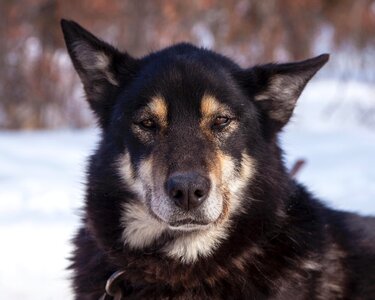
[{"x1": 62, "y1": 20, "x2": 328, "y2": 263}]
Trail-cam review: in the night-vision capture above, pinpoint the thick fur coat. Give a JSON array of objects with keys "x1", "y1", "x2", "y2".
[{"x1": 61, "y1": 20, "x2": 375, "y2": 299}]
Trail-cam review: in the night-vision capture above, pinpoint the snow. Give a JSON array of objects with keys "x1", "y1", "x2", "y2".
[
  {"x1": 0, "y1": 79, "x2": 374, "y2": 299},
  {"x1": 283, "y1": 79, "x2": 375, "y2": 215},
  {"x1": 0, "y1": 130, "x2": 98, "y2": 299}
]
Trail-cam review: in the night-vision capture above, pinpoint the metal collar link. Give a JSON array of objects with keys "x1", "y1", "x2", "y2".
[{"x1": 100, "y1": 270, "x2": 126, "y2": 300}]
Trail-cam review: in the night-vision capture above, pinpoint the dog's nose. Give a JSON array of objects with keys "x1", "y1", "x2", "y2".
[{"x1": 166, "y1": 172, "x2": 210, "y2": 210}]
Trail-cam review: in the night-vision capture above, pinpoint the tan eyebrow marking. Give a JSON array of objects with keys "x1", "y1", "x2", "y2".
[
  {"x1": 200, "y1": 94, "x2": 235, "y2": 134},
  {"x1": 147, "y1": 96, "x2": 168, "y2": 127},
  {"x1": 201, "y1": 94, "x2": 221, "y2": 118}
]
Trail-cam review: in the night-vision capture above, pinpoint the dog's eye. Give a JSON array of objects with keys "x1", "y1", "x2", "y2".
[
  {"x1": 139, "y1": 119, "x2": 157, "y2": 130},
  {"x1": 212, "y1": 116, "x2": 230, "y2": 129}
]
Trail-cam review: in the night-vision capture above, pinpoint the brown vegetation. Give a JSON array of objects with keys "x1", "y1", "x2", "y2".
[{"x1": 1, "y1": 0, "x2": 374, "y2": 129}]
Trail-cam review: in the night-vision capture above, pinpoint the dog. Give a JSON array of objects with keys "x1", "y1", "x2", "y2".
[{"x1": 61, "y1": 20, "x2": 375, "y2": 299}]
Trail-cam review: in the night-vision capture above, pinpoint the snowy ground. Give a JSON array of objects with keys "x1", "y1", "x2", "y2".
[
  {"x1": 0, "y1": 130, "x2": 97, "y2": 299},
  {"x1": 0, "y1": 79, "x2": 374, "y2": 299}
]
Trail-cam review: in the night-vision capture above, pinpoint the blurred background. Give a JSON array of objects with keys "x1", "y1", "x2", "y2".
[
  {"x1": 0, "y1": 0, "x2": 374, "y2": 299},
  {"x1": 2, "y1": 0, "x2": 375, "y2": 129}
]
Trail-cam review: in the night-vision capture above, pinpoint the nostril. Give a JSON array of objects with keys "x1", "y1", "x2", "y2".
[
  {"x1": 172, "y1": 189, "x2": 184, "y2": 199},
  {"x1": 194, "y1": 189, "x2": 205, "y2": 199}
]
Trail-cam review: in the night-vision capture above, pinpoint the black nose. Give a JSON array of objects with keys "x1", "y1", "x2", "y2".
[{"x1": 166, "y1": 172, "x2": 211, "y2": 210}]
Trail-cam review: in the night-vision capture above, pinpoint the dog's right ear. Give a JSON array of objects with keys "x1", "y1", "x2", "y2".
[
  {"x1": 61, "y1": 19, "x2": 139, "y2": 126},
  {"x1": 235, "y1": 54, "x2": 329, "y2": 135}
]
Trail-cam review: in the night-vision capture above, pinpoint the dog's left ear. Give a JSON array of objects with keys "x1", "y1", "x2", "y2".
[
  {"x1": 237, "y1": 54, "x2": 329, "y2": 132},
  {"x1": 61, "y1": 19, "x2": 139, "y2": 127}
]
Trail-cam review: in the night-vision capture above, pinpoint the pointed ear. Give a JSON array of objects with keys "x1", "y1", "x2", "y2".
[
  {"x1": 61, "y1": 19, "x2": 139, "y2": 126},
  {"x1": 237, "y1": 54, "x2": 329, "y2": 132}
]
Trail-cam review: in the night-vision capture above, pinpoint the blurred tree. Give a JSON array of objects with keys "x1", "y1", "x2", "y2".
[{"x1": 0, "y1": 0, "x2": 374, "y2": 129}]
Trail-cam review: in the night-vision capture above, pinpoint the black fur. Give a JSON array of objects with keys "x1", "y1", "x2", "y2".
[{"x1": 61, "y1": 20, "x2": 375, "y2": 299}]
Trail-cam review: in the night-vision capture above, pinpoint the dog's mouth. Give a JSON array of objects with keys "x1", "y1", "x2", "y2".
[{"x1": 168, "y1": 219, "x2": 211, "y2": 231}]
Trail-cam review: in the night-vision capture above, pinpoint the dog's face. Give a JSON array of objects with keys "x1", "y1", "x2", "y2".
[
  {"x1": 62, "y1": 20, "x2": 328, "y2": 263},
  {"x1": 115, "y1": 60, "x2": 257, "y2": 231}
]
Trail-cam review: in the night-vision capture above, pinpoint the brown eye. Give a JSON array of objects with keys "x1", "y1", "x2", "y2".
[
  {"x1": 139, "y1": 119, "x2": 156, "y2": 130},
  {"x1": 212, "y1": 116, "x2": 230, "y2": 129}
]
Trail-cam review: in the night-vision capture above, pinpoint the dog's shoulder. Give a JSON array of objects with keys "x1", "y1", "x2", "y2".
[
  {"x1": 69, "y1": 227, "x2": 116, "y2": 299},
  {"x1": 342, "y1": 212, "x2": 375, "y2": 249},
  {"x1": 320, "y1": 208, "x2": 375, "y2": 298}
]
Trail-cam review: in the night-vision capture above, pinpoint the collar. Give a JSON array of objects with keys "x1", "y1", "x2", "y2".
[{"x1": 99, "y1": 270, "x2": 126, "y2": 300}]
